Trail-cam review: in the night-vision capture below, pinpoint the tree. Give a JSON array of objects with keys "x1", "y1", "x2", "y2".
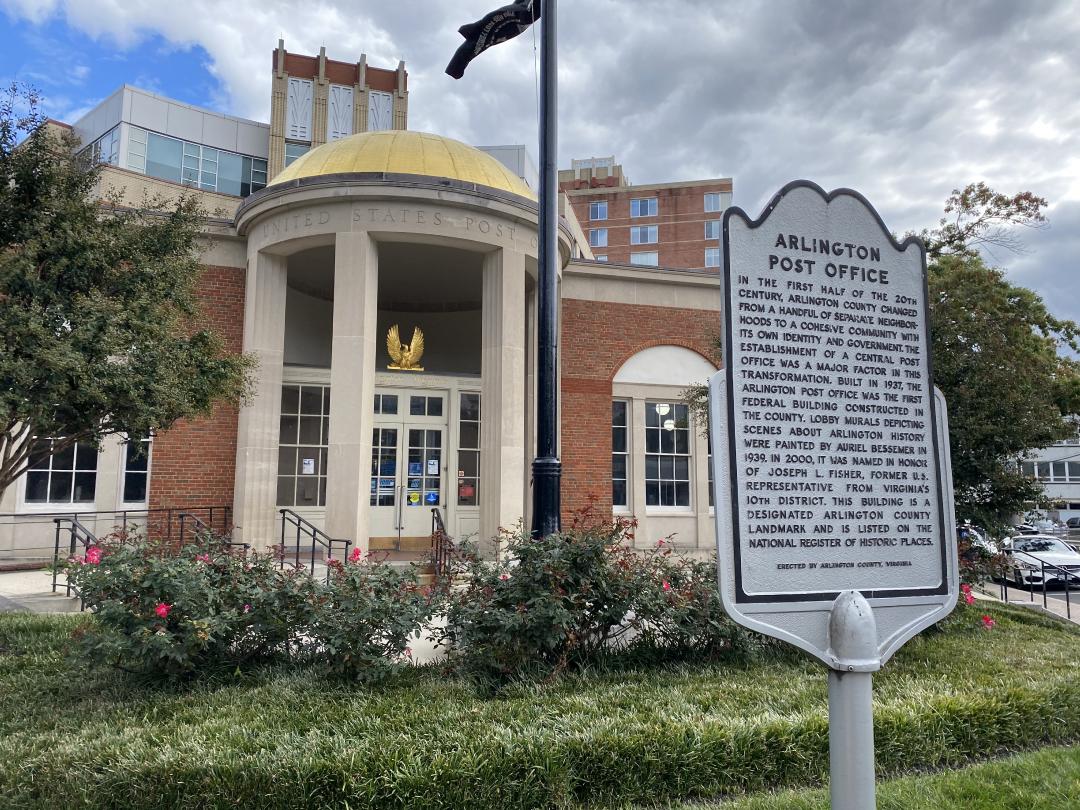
[
  {"x1": 929, "y1": 253, "x2": 1080, "y2": 528},
  {"x1": 0, "y1": 85, "x2": 252, "y2": 499},
  {"x1": 684, "y1": 182, "x2": 1080, "y2": 530}
]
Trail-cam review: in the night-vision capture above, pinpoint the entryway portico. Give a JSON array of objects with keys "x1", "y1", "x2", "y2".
[{"x1": 230, "y1": 131, "x2": 572, "y2": 555}]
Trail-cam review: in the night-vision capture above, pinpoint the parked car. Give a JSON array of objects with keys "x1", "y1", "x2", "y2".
[
  {"x1": 1010, "y1": 523, "x2": 1040, "y2": 535},
  {"x1": 1066, "y1": 517, "x2": 1080, "y2": 529},
  {"x1": 1002, "y1": 535, "x2": 1080, "y2": 588}
]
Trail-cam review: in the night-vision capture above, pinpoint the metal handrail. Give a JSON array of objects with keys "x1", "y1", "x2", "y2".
[
  {"x1": 430, "y1": 507, "x2": 459, "y2": 584},
  {"x1": 999, "y1": 551, "x2": 1077, "y2": 620},
  {"x1": 278, "y1": 509, "x2": 352, "y2": 583},
  {"x1": 51, "y1": 516, "x2": 99, "y2": 597}
]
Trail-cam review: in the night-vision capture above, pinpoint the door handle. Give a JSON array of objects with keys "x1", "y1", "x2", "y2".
[{"x1": 396, "y1": 484, "x2": 405, "y2": 530}]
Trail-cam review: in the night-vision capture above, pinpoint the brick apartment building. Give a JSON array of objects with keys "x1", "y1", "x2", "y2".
[
  {"x1": 0, "y1": 42, "x2": 727, "y2": 562},
  {"x1": 560, "y1": 157, "x2": 733, "y2": 271}
]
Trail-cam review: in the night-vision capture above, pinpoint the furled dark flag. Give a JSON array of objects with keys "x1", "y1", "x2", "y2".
[{"x1": 446, "y1": 0, "x2": 541, "y2": 79}]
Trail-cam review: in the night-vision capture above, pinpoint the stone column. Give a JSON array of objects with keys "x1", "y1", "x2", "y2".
[
  {"x1": 480, "y1": 248, "x2": 527, "y2": 553},
  {"x1": 233, "y1": 251, "x2": 288, "y2": 549},
  {"x1": 324, "y1": 231, "x2": 379, "y2": 554}
]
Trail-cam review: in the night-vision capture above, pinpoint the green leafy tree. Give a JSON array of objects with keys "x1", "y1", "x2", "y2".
[{"x1": 0, "y1": 85, "x2": 252, "y2": 498}]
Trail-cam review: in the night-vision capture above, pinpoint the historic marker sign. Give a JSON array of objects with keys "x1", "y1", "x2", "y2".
[{"x1": 710, "y1": 181, "x2": 958, "y2": 668}]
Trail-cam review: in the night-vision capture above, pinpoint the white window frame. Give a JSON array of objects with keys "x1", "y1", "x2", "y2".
[
  {"x1": 589, "y1": 228, "x2": 608, "y2": 248},
  {"x1": 630, "y1": 225, "x2": 658, "y2": 245},
  {"x1": 630, "y1": 251, "x2": 658, "y2": 266},
  {"x1": 705, "y1": 248, "x2": 721, "y2": 268},
  {"x1": 118, "y1": 435, "x2": 153, "y2": 507},
  {"x1": 630, "y1": 198, "x2": 657, "y2": 218},
  {"x1": 705, "y1": 219, "x2": 721, "y2": 240},
  {"x1": 368, "y1": 90, "x2": 393, "y2": 132},
  {"x1": 704, "y1": 192, "x2": 723, "y2": 213},
  {"x1": 595, "y1": 255, "x2": 608, "y2": 262},
  {"x1": 644, "y1": 401, "x2": 693, "y2": 512},
  {"x1": 612, "y1": 400, "x2": 630, "y2": 511},
  {"x1": 17, "y1": 437, "x2": 101, "y2": 513},
  {"x1": 589, "y1": 201, "x2": 608, "y2": 221}
]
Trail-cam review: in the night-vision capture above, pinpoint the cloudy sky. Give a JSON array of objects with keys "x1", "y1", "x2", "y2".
[{"x1": 2, "y1": 0, "x2": 1078, "y2": 325}]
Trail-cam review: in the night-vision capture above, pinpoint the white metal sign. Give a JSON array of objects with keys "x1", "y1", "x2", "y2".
[{"x1": 711, "y1": 181, "x2": 958, "y2": 670}]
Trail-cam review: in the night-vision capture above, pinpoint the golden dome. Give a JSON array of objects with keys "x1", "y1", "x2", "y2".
[{"x1": 270, "y1": 130, "x2": 535, "y2": 199}]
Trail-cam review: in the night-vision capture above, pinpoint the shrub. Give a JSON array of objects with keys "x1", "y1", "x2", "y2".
[
  {"x1": 60, "y1": 532, "x2": 431, "y2": 681},
  {"x1": 436, "y1": 519, "x2": 757, "y2": 684},
  {"x1": 310, "y1": 557, "x2": 433, "y2": 681}
]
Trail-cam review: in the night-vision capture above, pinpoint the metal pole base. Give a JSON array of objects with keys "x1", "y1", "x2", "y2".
[
  {"x1": 531, "y1": 457, "x2": 562, "y2": 537},
  {"x1": 828, "y1": 669, "x2": 876, "y2": 810}
]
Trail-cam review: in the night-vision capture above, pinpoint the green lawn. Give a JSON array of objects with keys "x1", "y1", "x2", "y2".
[
  {"x1": 671, "y1": 745, "x2": 1080, "y2": 809},
  {"x1": 0, "y1": 604, "x2": 1077, "y2": 808}
]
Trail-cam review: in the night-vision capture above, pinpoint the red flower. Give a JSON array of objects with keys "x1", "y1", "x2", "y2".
[
  {"x1": 349, "y1": 547, "x2": 362, "y2": 563},
  {"x1": 85, "y1": 546, "x2": 103, "y2": 565},
  {"x1": 656, "y1": 539, "x2": 665, "y2": 547},
  {"x1": 154, "y1": 603, "x2": 172, "y2": 619},
  {"x1": 981, "y1": 614, "x2": 996, "y2": 629},
  {"x1": 195, "y1": 553, "x2": 210, "y2": 563},
  {"x1": 662, "y1": 580, "x2": 672, "y2": 592},
  {"x1": 499, "y1": 573, "x2": 510, "y2": 581},
  {"x1": 964, "y1": 593, "x2": 975, "y2": 605},
  {"x1": 960, "y1": 583, "x2": 971, "y2": 595}
]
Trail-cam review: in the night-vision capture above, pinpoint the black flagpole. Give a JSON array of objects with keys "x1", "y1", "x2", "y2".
[{"x1": 531, "y1": 0, "x2": 561, "y2": 538}]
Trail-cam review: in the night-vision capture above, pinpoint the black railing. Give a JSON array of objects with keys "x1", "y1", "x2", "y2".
[
  {"x1": 51, "y1": 517, "x2": 99, "y2": 597},
  {"x1": 278, "y1": 509, "x2": 352, "y2": 583},
  {"x1": 177, "y1": 512, "x2": 249, "y2": 551},
  {"x1": 999, "y1": 553, "x2": 1077, "y2": 620},
  {"x1": 430, "y1": 507, "x2": 459, "y2": 584},
  {"x1": 3, "y1": 505, "x2": 232, "y2": 552}
]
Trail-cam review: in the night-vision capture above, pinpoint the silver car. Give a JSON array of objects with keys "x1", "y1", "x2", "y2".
[{"x1": 1003, "y1": 535, "x2": 1080, "y2": 588}]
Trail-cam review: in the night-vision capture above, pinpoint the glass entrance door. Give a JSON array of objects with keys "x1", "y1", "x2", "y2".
[{"x1": 369, "y1": 391, "x2": 447, "y2": 546}]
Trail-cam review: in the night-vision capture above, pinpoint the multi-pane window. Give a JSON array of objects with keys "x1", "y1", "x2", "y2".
[
  {"x1": 285, "y1": 142, "x2": 309, "y2": 167},
  {"x1": 705, "y1": 248, "x2": 721, "y2": 268},
  {"x1": 277, "y1": 384, "x2": 330, "y2": 507},
  {"x1": 128, "y1": 126, "x2": 267, "y2": 197},
  {"x1": 457, "y1": 393, "x2": 481, "y2": 506},
  {"x1": 370, "y1": 428, "x2": 398, "y2": 507},
  {"x1": 121, "y1": 435, "x2": 152, "y2": 505},
  {"x1": 630, "y1": 198, "x2": 657, "y2": 217},
  {"x1": 589, "y1": 228, "x2": 608, "y2": 248},
  {"x1": 704, "y1": 192, "x2": 724, "y2": 213},
  {"x1": 645, "y1": 402, "x2": 691, "y2": 508},
  {"x1": 1023, "y1": 460, "x2": 1080, "y2": 482},
  {"x1": 705, "y1": 219, "x2": 721, "y2": 240},
  {"x1": 612, "y1": 401, "x2": 629, "y2": 508},
  {"x1": 630, "y1": 251, "x2": 659, "y2": 266},
  {"x1": 589, "y1": 201, "x2": 608, "y2": 221},
  {"x1": 24, "y1": 439, "x2": 99, "y2": 505},
  {"x1": 595, "y1": 255, "x2": 609, "y2": 262},
  {"x1": 630, "y1": 225, "x2": 658, "y2": 244},
  {"x1": 410, "y1": 396, "x2": 444, "y2": 417},
  {"x1": 82, "y1": 125, "x2": 120, "y2": 166},
  {"x1": 373, "y1": 393, "x2": 399, "y2": 415}
]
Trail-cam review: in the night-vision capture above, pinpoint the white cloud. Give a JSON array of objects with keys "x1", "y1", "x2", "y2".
[{"x1": 3, "y1": 0, "x2": 1079, "y2": 324}]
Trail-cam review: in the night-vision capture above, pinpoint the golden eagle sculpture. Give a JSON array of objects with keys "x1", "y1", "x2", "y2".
[{"x1": 386, "y1": 325, "x2": 425, "y2": 371}]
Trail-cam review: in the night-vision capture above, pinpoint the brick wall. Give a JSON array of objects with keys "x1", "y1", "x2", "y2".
[
  {"x1": 148, "y1": 264, "x2": 246, "y2": 514},
  {"x1": 560, "y1": 299, "x2": 718, "y2": 519}
]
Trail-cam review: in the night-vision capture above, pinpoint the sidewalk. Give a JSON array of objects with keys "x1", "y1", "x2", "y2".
[
  {"x1": 973, "y1": 581, "x2": 1079, "y2": 626},
  {"x1": 0, "y1": 567, "x2": 82, "y2": 613}
]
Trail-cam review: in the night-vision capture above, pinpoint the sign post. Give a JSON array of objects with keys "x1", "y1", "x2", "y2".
[{"x1": 710, "y1": 181, "x2": 958, "y2": 809}]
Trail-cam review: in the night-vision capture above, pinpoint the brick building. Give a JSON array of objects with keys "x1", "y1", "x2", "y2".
[
  {"x1": 560, "y1": 157, "x2": 733, "y2": 271},
  {"x1": 0, "y1": 43, "x2": 726, "y2": 561}
]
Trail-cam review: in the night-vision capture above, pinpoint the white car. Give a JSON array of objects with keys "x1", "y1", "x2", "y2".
[{"x1": 1003, "y1": 535, "x2": 1080, "y2": 588}]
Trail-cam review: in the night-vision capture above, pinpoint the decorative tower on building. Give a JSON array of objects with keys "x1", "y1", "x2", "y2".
[{"x1": 268, "y1": 40, "x2": 408, "y2": 179}]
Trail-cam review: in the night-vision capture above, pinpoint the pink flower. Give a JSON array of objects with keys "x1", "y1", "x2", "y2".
[
  {"x1": 349, "y1": 547, "x2": 362, "y2": 563},
  {"x1": 404, "y1": 648, "x2": 412, "y2": 658},
  {"x1": 85, "y1": 546, "x2": 103, "y2": 565},
  {"x1": 243, "y1": 604, "x2": 252, "y2": 614},
  {"x1": 154, "y1": 603, "x2": 172, "y2": 619},
  {"x1": 499, "y1": 574, "x2": 510, "y2": 581},
  {"x1": 195, "y1": 553, "x2": 210, "y2": 563},
  {"x1": 656, "y1": 539, "x2": 665, "y2": 547},
  {"x1": 964, "y1": 593, "x2": 975, "y2": 605},
  {"x1": 981, "y1": 615, "x2": 996, "y2": 630},
  {"x1": 662, "y1": 580, "x2": 672, "y2": 592},
  {"x1": 960, "y1": 583, "x2": 971, "y2": 595}
]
